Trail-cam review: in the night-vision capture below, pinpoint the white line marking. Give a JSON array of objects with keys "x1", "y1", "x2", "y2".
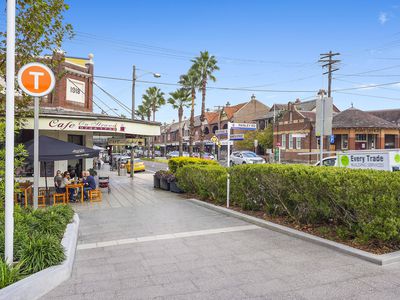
[{"x1": 77, "y1": 225, "x2": 259, "y2": 250}]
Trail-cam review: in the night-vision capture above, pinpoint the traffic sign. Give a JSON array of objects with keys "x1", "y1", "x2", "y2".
[
  {"x1": 215, "y1": 129, "x2": 228, "y2": 136},
  {"x1": 230, "y1": 134, "x2": 244, "y2": 141},
  {"x1": 17, "y1": 62, "x2": 55, "y2": 97},
  {"x1": 230, "y1": 123, "x2": 257, "y2": 130},
  {"x1": 292, "y1": 133, "x2": 307, "y2": 138},
  {"x1": 211, "y1": 135, "x2": 219, "y2": 143}
]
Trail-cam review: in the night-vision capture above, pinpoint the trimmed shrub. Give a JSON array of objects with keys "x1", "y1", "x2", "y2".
[
  {"x1": 179, "y1": 162, "x2": 400, "y2": 243},
  {"x1": 176, "y1": 164, "x2": 227, "y2": 204},
  {"x1": 0, "y1": 259, "x2": 23, "y2": 289},
  {"x1": 168, "y1": 157, "x2": 218, "y2": 174}
]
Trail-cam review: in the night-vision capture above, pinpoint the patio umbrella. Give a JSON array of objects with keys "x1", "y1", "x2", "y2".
[{"x1": 25, "y1": 135, "x2": 100, "y2": 200}]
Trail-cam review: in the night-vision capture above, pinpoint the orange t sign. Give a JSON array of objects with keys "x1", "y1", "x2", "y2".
[{"x1": 17, "y1": 62, "x2": 55, "y2": 97}]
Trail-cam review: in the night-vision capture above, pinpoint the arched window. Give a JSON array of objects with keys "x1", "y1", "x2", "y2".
[
  {"x1": 222, "y1": 124, "x2": 228, "y2": 129},
  {"x1": 204, "y1": 127, "x2": 210, "y2": 135},
  {"x1": 212, "y1": 126, "x2": 218, "y2": 133}
]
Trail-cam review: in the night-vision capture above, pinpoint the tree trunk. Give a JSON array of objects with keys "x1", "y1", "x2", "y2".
[
  {"x1": 189, "y1": 88, "x2": 195, "y2": 157},
  {"x1": 178, "y1": 106, "x2": 183, "y2": 156},
  {"x1": 199, "y1": 78, "x2": 207, "y2": 157},
  {"x1": 147, "y1": 115, "x2": 151, "y2": 158}
]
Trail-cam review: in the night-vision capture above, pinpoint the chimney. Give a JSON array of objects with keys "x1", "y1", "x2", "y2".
[
  {"x1": 225, "y1": 101, "x2": 231, "y2": 107},
  {"x1": 251, "y1": 94, "x2": 256, "y2": 101},
  {"x1": 295, "y1": 98, "x2": 301, "y2": 104},
  {"x1": 287, "y1": 101, "x2": 295, "y2": 111}
]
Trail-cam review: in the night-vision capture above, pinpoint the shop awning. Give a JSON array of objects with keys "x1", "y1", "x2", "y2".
[{"x1": 25, "y1": 135, "x2": 100, "y2": 162}]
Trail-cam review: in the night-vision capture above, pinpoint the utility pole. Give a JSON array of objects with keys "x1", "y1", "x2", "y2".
[
  {"x1": 319, "y1": 51, "x2": 340, "y2": 97},
  {"x1": 131, "y1": 65, "x2": 136, "y2": 120}
]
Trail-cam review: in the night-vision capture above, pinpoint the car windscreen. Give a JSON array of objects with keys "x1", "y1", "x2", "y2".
[{"x1": 242, "y1": 152, "x2": 257, "y2": 157}]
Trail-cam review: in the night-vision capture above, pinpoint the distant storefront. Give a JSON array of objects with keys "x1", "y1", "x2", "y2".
[{"x1": 16, "y1": 52, "x2": 160, "y2": 186}]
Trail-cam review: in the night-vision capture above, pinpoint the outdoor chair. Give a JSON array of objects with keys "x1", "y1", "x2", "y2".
[
  {"x1": 38, "y1": 189, "x2": 46, "y2": 208},
  {"x1": 89, "y1": 189, "x2": 102, "y2": 203},
  {"x1": 53, "y1": 193, "x2": 66, "y2": 205}
]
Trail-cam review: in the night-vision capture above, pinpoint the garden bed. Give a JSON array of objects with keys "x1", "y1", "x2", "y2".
[
  {"x1": 176, "y1": 163, "x2": 400, "y2": 256},
  {"x1": 0, "y1": 204, "x2": 75, "y2": 289}
]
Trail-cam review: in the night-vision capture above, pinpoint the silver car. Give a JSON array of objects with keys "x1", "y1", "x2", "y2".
[{"x1": 230, "y1": 151, "x2": 265, "y2": 165}]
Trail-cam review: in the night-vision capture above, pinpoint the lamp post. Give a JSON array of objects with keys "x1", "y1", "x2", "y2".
[
  {"x1": 131, "y1": 66, "x2": 161, "y2": 120},
  {"x1": 131, "y1": 67, "x2": 161, "y2": 179}
]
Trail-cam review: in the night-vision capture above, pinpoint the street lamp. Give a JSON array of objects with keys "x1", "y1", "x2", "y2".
[{"x1": 131, "y1": 66, "x2": 161, "y2": 120}]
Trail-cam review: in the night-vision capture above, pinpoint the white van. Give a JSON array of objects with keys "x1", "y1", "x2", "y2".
[{"x1": 315, "y1": 151, "x2": 400, "y2": 172}]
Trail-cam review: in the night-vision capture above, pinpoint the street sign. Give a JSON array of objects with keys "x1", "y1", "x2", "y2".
[
  {"x1": 330, "y1": 135, "x2": 335, "y2": 144},
  {"x1": 315, "y1": 97, "x2": 333, "y2": 137},
  {"x1": 220, "y1": 140, "x2": 234, "y2": 146},
  {"x1": 230, "y1": 123, "x2": 257, "y2": 130},
  {"x1": 17, "y1": 62, "x2": 55, "y2": 97},
  {"x1": 211, "y1": 135, "x2": 219, "y2": 143},
  {"x1": 292, "y1": 133, "x2": 307, "y2": 138},
  {"x1": 215, "y1": 129, "x2": 228, "y2": 136},
  {"x1": 230, "y1": 134, "x2": 244, "y2": 141},
  {"x1": 254, "y1": 139, "x2": 258, "y2": 147}
]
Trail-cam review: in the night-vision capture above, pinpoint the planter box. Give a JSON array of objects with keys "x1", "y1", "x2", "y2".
[
  {"x1": 153, "y1": 175, "x2": 161, "y2": 188},
  {"x1": 170, "y1": 181, "x2": 183, "y2": 193},
  {"x1": 160, "y1": 178, "x2": 170, "y2": 191}
]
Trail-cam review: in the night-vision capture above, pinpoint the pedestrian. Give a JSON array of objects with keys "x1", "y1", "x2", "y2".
[
  {"x1": 54, "y1": 170, "x2": 63, "y2": 193},
  {"x1": 82, "y1": 170, "x2": 96, "y2": 200}
]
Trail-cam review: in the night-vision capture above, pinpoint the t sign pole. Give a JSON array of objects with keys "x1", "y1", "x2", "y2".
[{"x1": 17, "y1": 63, "x2": 55, "y2": 210}]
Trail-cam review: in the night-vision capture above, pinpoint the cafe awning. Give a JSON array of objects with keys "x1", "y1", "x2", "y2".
[{"x1": 25, "y1": 135, "x2": 100, "y2": 162}]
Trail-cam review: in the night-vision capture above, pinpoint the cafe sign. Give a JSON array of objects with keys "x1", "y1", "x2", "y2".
[{"x1": 48, "y1": 119, "x2": 126, "y2": 132}]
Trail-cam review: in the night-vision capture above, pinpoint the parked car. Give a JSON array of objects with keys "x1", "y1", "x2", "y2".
[
  {"x1": 166, "y1": 151, "x2": 189, "y2": 159},
  {"x1": 126, "y1": 158, "x2": 146, "y2": 173},
  {"x1": 230, "y1": 151, "x2": 265, "y2": 165},
  {"x1": 202, "y1": 152, "x2": 215, "y2": 160}
]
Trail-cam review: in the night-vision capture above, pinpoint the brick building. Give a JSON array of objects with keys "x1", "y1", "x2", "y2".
[{"x1": 274, "y1": 102, "x2": 400, "y2": 163}]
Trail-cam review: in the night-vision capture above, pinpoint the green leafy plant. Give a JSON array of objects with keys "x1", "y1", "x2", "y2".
[
  {"x1": 0, "y1": 258, "x2": 24, "y2": 289},
  {"x1": 19, "y1": 233, "x2": 65, "y2": 274},
  {"x1": 168, "y1": 157, "x2": 218, "y2": 174}
]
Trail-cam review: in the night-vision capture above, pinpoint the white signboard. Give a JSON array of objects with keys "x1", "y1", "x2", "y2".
[
  {"x1": 220, "y1": 140, "x2": 234, "y2": 146},
  {"x1": 215, "y1": 129, "x2": 228, "y2": 136},
  {"x1": 230, "y1": 134, "x2": 244, "y2": 141},
  {"x1": 230, "y1": 123, "x2": 257, "y2": 130},
  {"x1": 337, "y1": 153, "x2": 391, "y2": 171},
  {"x1": 66, "y1": 79, "x2": 85, "y2": 104},
  {"x1": 315, "y1": 97, "x2": 333, "y2": 136},
  {"x1": 292, "y1": 133, "x2": 307, "y2": 138}
]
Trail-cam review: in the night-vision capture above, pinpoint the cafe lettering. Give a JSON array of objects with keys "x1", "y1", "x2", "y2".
[{"x1": 48, "y1": 119, "x2": 124, "y2": 132}]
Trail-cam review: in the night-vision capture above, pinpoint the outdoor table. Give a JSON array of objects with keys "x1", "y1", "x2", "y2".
[{"x1": 66, "y1": 183, "x2": 84, "y2": 204}]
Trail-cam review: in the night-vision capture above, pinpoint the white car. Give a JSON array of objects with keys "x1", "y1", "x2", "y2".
[
  {"x1": 230, "y1": 151, "x2": 265, "y2": 165},
  {"x1": 315, "y1": 156, "x2": 337, "y2": 167}
]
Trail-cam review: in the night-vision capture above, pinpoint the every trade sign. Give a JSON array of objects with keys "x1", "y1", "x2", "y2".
[
  {"x1": 230, "y1": 134, "x2": 244, "y2": 141},
  {"x1": 230, "y1": 123, "x2": 257, "y2": 130}
]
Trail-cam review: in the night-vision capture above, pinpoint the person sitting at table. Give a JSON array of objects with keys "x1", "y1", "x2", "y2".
[
  {"x1": 82, "y1": 170, "x2": 96, "y2": 201},
  {"x1": 54, "y1": 170, "x2": 63, "y2": 193},
  {"x1": 62, "y1": 171, "x2": 76, "y2": 202}
]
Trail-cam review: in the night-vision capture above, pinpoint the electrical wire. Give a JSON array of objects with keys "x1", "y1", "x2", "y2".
[
  {"x1": 93, "y1": 82, "x2": 132, "y2": 114},
  {"x1": 336, "y1": 91, "x2": 400, "y2": 103}
]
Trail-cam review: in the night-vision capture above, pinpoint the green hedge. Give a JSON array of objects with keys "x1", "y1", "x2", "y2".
[
  {"x1": 168, "y1": 157, "x2": 218, "y2": 174},
  {"x1": 177, "y1": 163, "x2": 400, "y2": 243},
  {"x1": 176, "y1": 165, "x2": 227, "y2": 204},
  {"x1": 0, "y1": 204, "x2": 74, "y2": 288}
]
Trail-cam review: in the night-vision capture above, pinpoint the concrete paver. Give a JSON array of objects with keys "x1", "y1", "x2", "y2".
[{"x1": 42, "y1": 167, "x2": 400, "y2": 299}]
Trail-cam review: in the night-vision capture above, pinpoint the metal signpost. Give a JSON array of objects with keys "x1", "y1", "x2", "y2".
[
  {"x1": 17, "y1": 63, "x2": 55, "y2": 210},
  {"x1": 315, "y1": 90, "x2": 333, "y2": 165},
  {"x1": 226, "y1": 122, "x2": 257, "y2": 208},
  {"x1": 5, "y1": 0, "x2": 16, "y2": 264}
]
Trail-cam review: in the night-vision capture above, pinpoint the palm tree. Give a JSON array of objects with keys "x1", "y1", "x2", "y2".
[
  {"x1": 191, "y1": 51, "x2": 219, "y2": 156},
  {"x1": 136, "y1": 99, "x2": 152, "y2": 157},
  {"x1": 135, "y1": 104, "x2": 149, "y2": 120},
  {"x1": 143, "y1": 86, "x2": 165, "y2": 158},
  {"x1": 179, "y1": 69, "x2": 201, "y2": 156},
  {"x1": 168, "y1": 88, "x2": 191, "y2": 156}
]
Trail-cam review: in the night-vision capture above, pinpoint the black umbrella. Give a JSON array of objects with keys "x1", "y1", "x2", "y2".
[{"x1": 25, "y1": 135, "x2": 100, "y2": 201}]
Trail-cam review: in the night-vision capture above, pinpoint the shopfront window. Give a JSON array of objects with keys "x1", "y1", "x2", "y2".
[
  {"x1": 296, "y1": 137, "x2": 302, "y2": 149},
  {"x1": 341, "y1": 134, "x2": 348, "y2": 149},
  {"x1": 288, "y1": 134, "x2": 293, "y2": 149},
  {"x1": 281, "y1": 134, "x2": 286, "y2": 149},
  {"x1": 355, "y1": 134, "x2": 367, "y2": 141}
]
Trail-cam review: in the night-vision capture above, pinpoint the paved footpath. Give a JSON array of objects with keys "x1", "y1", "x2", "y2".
[{"x1": 42, "y1": 168, "x2": 400, "y2": 299}]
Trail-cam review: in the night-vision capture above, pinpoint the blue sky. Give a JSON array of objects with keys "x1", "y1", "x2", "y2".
[{"x1": 5, "y1": 0, "x2": 400, "y2": 122}]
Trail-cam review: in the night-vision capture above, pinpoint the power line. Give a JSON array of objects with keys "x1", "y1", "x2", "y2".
[
  {"x1": 93, "y1": 81, "x2": 132, "y2": 114},
  {"x1": 319, "y1": 51, "x2": 341, "y2": 97},
  {"x1": 336, "y1": 91, "x2": 400, "y2": 103},
  {"x1": 66, "y1": 78, "x2": 119, "y2": 116},
  {"x1": 333, "y1": 81, "x2": 400, "y2": 92},
  {"x1": 93, "y1": 75, "x2": 317, "y2": 93}
]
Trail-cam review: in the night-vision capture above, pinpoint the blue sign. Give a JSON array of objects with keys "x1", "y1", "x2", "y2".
[{"x1": 330, "y1": 135, "x2": 335, "y2": 144}]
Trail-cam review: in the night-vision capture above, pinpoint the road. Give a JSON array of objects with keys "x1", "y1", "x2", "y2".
[{"x1": 143, "y1": 160, "x2": 168, "y2": 173}]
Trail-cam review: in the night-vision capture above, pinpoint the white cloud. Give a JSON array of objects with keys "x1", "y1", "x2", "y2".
[{"x1": 379, "y1": 12, "x2": 389, "y2": 25}]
